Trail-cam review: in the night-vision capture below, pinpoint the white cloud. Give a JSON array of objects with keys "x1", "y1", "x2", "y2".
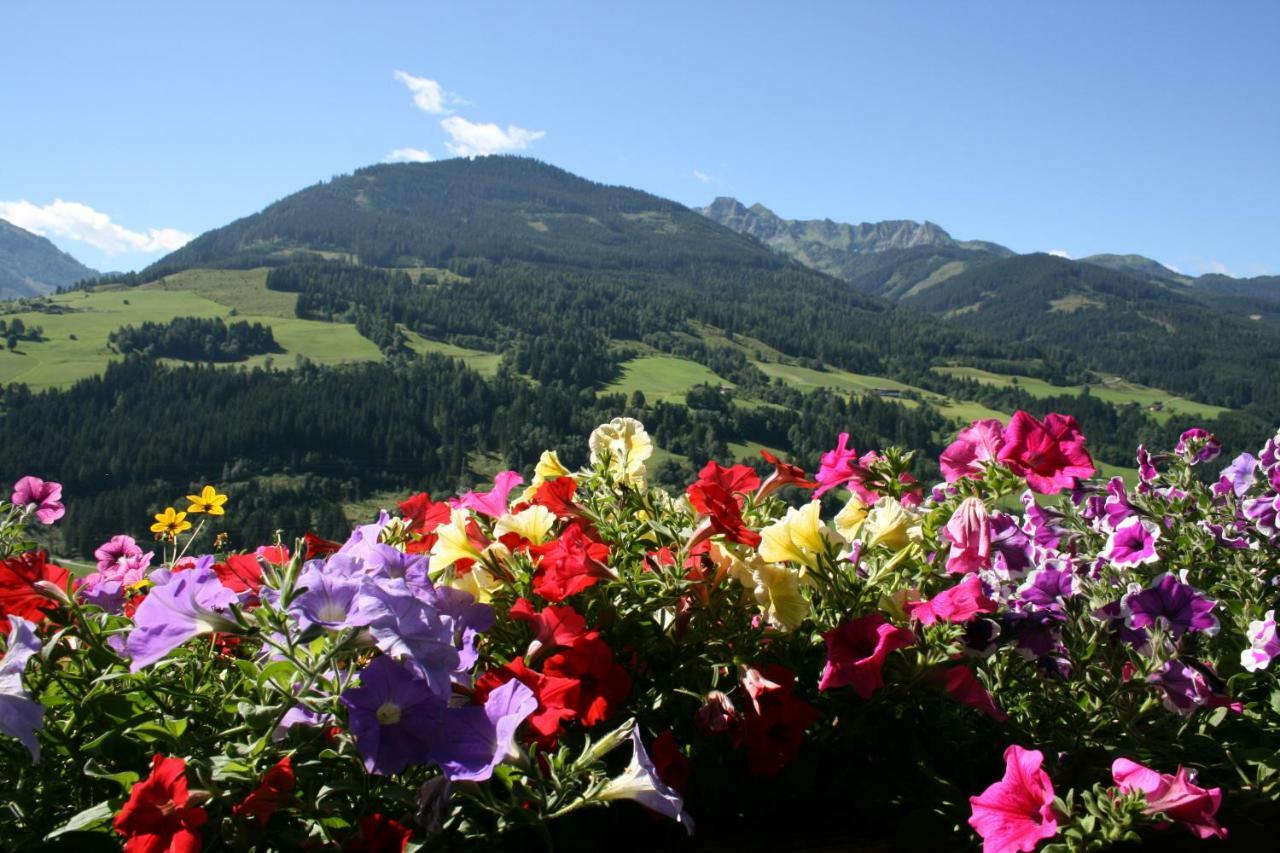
[
  {"x1": 440, "y1": 116, "x2": 545, "y2": 157},
  {"x1": 392, "y1": 71, "x2": 460, "y2": 114},
  {"x1": 1047, "y1": 248, "x2": 1071, "y2": 258},
  {"x1": 692, "y1": 170, "x2": 714, "y2": 184},
  {"x1": 385, "y1": 147, "x2": 433, "y2": 163},
  {"x1": 1205, "y1": 259, "x2": 1231, "y2": 276},
  {"x1": 0, "y1": 199, "x2": 191, "y2": 255}
]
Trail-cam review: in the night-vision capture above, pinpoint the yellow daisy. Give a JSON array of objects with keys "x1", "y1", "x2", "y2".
[
  {"x1": 151, "y1": 506, "x2": 192, "y2": 538},
  {"x1": 186, "y1": 485, "x2": 229, "y2": 516}
]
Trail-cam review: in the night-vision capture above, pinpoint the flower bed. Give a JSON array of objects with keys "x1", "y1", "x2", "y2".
[{"x1": 2, "y1": 413, "x2": 1279, "y2": 851}]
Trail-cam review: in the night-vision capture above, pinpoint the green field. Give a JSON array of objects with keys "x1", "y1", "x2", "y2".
[
  {"x1": 402, "y1": 330, "x2": 503, "y2": 376},
  {"x1": 934, "y1": 366, "x2": 1231, "y2": 423},
  {"x1": 604, "y1": 355, "x2": 732, "y2": 403}
]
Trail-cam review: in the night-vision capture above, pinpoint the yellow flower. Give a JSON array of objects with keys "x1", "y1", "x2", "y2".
[
  {"x1": 863, "y1": 496, "x2": 918, "y2": 551},
  {"x1": 449, "y1": 563, "x2": 504, "y2": 604},
  {"x1": 588, "y1": 417, "x2": 653, "y2": 486},
  {"x1": 429, "y1": 509, "x2": 487, "y2": 574},
  {"x1": 494, "y1": 505, "x2": 557, "y2": 545},
  {"x1": 186, "y1": 485, "x2": 228, "y2": 516},
  {"x1": 151, "y1": 506, "x2": 192, "y2": 538},
  {"x1": 534, "y1": 450, "x2": 571, "y2": 482},
  {"x1": 724, "y1": 552, "x2": 810, "y2": 632},
  {"x1": 758, "y1": 500, "x2": 827, "y2": 570},
  {"x1": 834, "y1": 494, "x2": 870, "y2": 542}
]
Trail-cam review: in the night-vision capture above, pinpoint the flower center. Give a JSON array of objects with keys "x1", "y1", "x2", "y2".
[
  {"x1": 376, "y1": 701, "x2": 402, "y2": 725},
  {"x1": 318, "y1": 602, "x2": 348, "y2": 623}
]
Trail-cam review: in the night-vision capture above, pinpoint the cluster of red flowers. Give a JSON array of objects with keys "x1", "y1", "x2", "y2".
[{"x1": 0, "y1": 550, "x2": 70, "y2": 623}]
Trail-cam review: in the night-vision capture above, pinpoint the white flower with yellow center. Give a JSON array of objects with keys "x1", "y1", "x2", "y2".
[{"x1": 589, "y1": 417, "x2": 653, "y2": 486}]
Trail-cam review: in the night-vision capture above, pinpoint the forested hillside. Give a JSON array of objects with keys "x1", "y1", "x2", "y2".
[{"x1": 0, "y1": 218, "x2": 97, "y2": 299}]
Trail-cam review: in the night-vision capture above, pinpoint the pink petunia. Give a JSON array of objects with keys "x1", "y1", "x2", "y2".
[
  {"x1": 908, "y1": 574, "x2": 997, "y2": 626},
  {"x1": 941, "y1": 665, "x2": 1007, "y2": 721},
  {"x1": 1103, "y1": 517, "x2": 1160, "y2": 567},
  {"x1": 817, "y1": 614, "x2": 914, "y2": 698},
  {"x1": 813, "y1": 433, "x2": 878, "y2": 501},
  {"x1": 1111, "y1": 758, "x2": 1226, "y2": 840},
  {"x1": 969, "y1": 745, "x2": 1059, "y2": 853},
  {"x1": 453, "y1": 471, "x2": 525, "y2": 518},
  {"x1": 997, "y1": 412, "x2": 1096, "y2": 494},
  {"x1": 943, "y1": 497, "x2": 992, "y2": 574},
  {"x1": 940, "y1": 419, "x2": 1006, "y2": 483},
  {"x1": 10, "y1": 476, "x2": 65, "y2": 525}
]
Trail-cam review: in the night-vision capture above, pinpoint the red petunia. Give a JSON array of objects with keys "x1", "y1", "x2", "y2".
[
  {"x1": 817, "y1": 614, "x2": 915, "y2": 698},
  {"x1": 342, "y1": 813, "x2": 413, "y2": 852},
  {"x1": 650, "y1": 730, "x2": 692, "y2": 795},
  {"x1": 687, "y1": 479, "x2": 761, "y2": 548},
  {"x1": 475, "y1": 657, "x2": 581, "y2": 743},
  {"x1": 694, "y1": 460, "x2": 760, "y2": 498},
  {"x1": 542, "y1": 632, "x2": 632, "y2": 727},
  {"x1": 303, "y1": 531, "x2": 341, "y2": 560},
  {"x1": 509, "y1": 598, "x2": 588, "y2": 659},
  {"x1": 0, "y1": 550, "x2": 70, "y2": 623},
  {"x1": 736, "y1": 664, "x2": 820, "y2": 778},
  {"x1": 233, "y1": 756, "x2": 297, "y2": 824},
  {"x1": 113, "y1": 754, "x2": 207, "y2": 853},
  {"x1": 532, "y1": 476, "x2": 579, "y2": 517},
  {"x1": 529, "y1": 522, "x2": 612, "y2": 602},
  {"x1": 215, "y1": 554, "x2": 264, "y2": 596},
  {"x1": 757, "y1": 449, "x2": 818, "y2": 500},
  {"x1": 997, "y1": 411, "x2": 1096, "y2": 495},
  {"x1": 398, "y1": 491, "x2": 452, "y2": 535}
]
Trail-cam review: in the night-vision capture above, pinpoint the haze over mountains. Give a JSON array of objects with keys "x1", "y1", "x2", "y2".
[{"x1": 0, "y1": 218, "x2": 98, "y2": 299}]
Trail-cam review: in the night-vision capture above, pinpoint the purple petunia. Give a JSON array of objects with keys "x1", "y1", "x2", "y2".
[
  {"x1": 341, "y1": 655, "x2": 442, "y2": 775},
  {"x1": 1242, "y1": 493, "x2": 1280, "y2": 538},
  {"x1": 352, "y1": 579, "x2": 460, "y2": 695},
  {"x1": 10, "y1": 476, "x2": 64, "y2": 525},
  {"x1": 1241, "y1": 610, "x2": 1280, "y2": 673},
  {"x1": 1015, "y1": 563, "x2": 1075, "y2": 611},
  {"x1": 432, "y1": 678, "x2": 537, "y2": 781},
  {"x1": 0, "y1": 616, "x2": 44, "y2": 762},
  {"x1": 1214, "y1": 453, "x2": 1259, "y2": 498},
  {"x1": 1104, "y1": 517, "x2": 1160, "y2": 567},
  {"x1": 126, "y1": 567, "x2": 240, "y2": 670},
  {"x1": 1149, "y1": 659, "x2": 1211, "y2": 715},
  {"x1": 1175, "y1": 428, "x2": 1221, "y2": 465},
  {"x1": 987, "y1": 513, "x2": 1035, "y2": 578},
  {"x1": 1102, "y1": 478, "x2": 1139, "y2": 530},
  {"x1": 1125, "y1": 574, "x2": 1218, "y2": 638},
  {"x1": 78, "y1": 536, "x2": 154, "y2": 614}
]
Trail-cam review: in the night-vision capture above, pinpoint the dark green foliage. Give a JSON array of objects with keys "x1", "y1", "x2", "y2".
[{"x1": 108, "y1": 316, "x2": 280, "y2": 362}]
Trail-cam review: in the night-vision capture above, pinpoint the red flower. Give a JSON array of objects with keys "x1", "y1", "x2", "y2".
[
  {"x1": 255, "y1": 545, "x2": 289, "y2": 565},
  {"x1": 509, "y1": 597, "x2": 588, "y2": 659},
  {"x1": 342, "y1": 813, "x2": 412, "y2": 852},
  {"x1": 969, "y1": 745, "x2": 1058, "y2": 853},
  {"x1": 0, "y1": 550, "x2": 70, "y2": 623},
  {"x1": 303, "y1": 532, "x2": 341, "y2": 560},
  {"x1": 997, "y1": 411, "x2": 1096, "y2": 494},
  {"x1": 687, "y1": 479, "x2": 761, "y2": 548},
  {"x1": 817, "y1": 614, "x2": 915, "y2": 698},
  {"x1": 542, "y1": 632, "x2": 632, "y2": 727},
  {"x1": 398, "y1": 492, "x2": 451, "y2": 534},
  {"x1": 113, "y1": 754, "x2": 207, "y2": 853},
  {"x1": 233, "y1": 756, "x2": 297, "y2": 824},
  {"x1": 934, "y1": 665, "x2": 1007, "y2": 721},
  {"x1": 215, "y1": 554, "x2": 263, "y2": 596},
  {"x1": 529, "y1": 522, "x2": 612, "y2": 602},
  {"x1": 650, "y1": 730, "x2": 692, "y2": 795},
  {"x1": 736, "y1": 664, "x2": 820, "y2": 777},
  {"x1": 907, "y1": 575, "x2": 997, "y2": 626},
  {"x1": 532, "y1": 476, "x2": 579, "y2": 517},
  {"x1": 475, "y1": 657, "x2": 581, "y2": 742},
  {"x1": 757, "y1": 450, "x2": 818, "y2": 500},
  {"x1": 694, "y1": 460, "x2": 760, "y2": 498}
]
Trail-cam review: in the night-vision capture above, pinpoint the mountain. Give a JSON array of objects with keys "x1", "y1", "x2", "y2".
[
  {"x1": 0, "y1": 218, "x2": 98, "y2": 299},
  {"x1": 698, "y1": 197, "x2": 1013, "y2": 297},
  {"x1": 1079, "y1": 253, "x2": 1192, "y2": 285}
]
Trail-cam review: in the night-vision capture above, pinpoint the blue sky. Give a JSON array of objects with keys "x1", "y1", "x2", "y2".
[{"x1": 1, "y1": 1, "x2": 1277, "y2": 276}]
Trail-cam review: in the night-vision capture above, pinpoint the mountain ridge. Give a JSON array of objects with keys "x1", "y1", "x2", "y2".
[{"x1": 0, "y1": 218, "x2": 98, "y2": 299}]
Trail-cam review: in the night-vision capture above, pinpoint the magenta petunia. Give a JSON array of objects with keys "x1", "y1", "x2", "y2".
[
  {"x1": 1112, "y1": 758, "x2": 1226, "y2": 840},
  {"x1": 908, "y1": 575, "x2": 996, "y2": 626},
  {"x1": 997, "y1": 412, "x2": 1096, "y2": 494},
  {"x1": 454, "y1": 470, "x2": 525, "y2": 518},
  {"x1": 817, "y1": 614, "x2": 914, "y2": 697},
  {"x1": 10, "y1": 476, "x2": 65, "y2": 525},
  {"x1": 940, "y1": 419, "x2": 1006, "y2": 483},
  {"x1": 1175, "y1": 428, "x2": 1222, "y2": 465},
  {"x1": 1125, "y1": 574, "x2": 1218, "y2": 638},
  {"x1": 1103, "y1": 517, "x2": 1160, "y2": 567},
  {"x1": 813, "y1": 433, "x2": 877, "y2": 501},
  {"x1": 968, "y1": 745, "x2": 1058, "y2": 853}
]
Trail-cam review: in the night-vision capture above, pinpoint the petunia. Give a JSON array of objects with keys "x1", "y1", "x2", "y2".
[
  {"x1": 997, "y1": 411, "x2": 1096, "y2": 494},
  {"x1": 398, "y1": 491, "x2": 452, "y2": 535},
  {"x1": 694, "y1": 459, "x2": 760, "y2": 497},
  {"x1": 1241, "y1": 609, "x2": 1280, "y2": 672},
  {"x1": 833, "y1": 494, "x2": 870, "y2": 542},
  {"x1": 542, "y1": 632, "x2": 631, "y2": 727},
  {"x1": 1174, "y1": 428, "x2": 1221, "y2": 465},
  {"x1": 341, "y1": 813, "x2": 413, "y2": 853},
  {"x1": 943, "y1": 497, "x2": 992, "y2": 574},
  {"x1": 10, "y1": 476, "x2": 65, "y2": 525},
  {"x1": 818, "y1": 614, "x2": 915, "y2": 697},
  {"x1": 1125, "y1": 574, "x2": 1218, "y2": 638},
  {"x1": 353, "y1": 578, "x2": 460, "y2": 695},
  {"x1": 727, "y1": 556, "x2": 811, "y2": 631},
  {"x1": 1148, "y1": 659, "x2": 1211, "y2": 715},
  {"x1": 113, "y1": 755, "x2": 208, "y2": 853},
  {"x1": 509, "y1": 598, "x2": 588, "y2": 659},
  {"x1": 862, "y1": 496, "x2": 917, "y2": 551},
  {"x1": 1111, "y1": 758, "x2": 1227, "y2": 840},
  {"x1": 233, "y1": 756, "x2": 298, "y2": 823},
  {"x1": 908, "y1": 575, "x2": 996, "y2": 626},
  {"x1": 1101, "y1": 477, "x2": 1139, "y2": 529},
  {"x1": 341, "y1": 655, "x2": 444, "y2": 775},
  {"x1": 813, "y1": 432, "x2": 877, "y2": 500},
  {"x1": 758, "y1": 501, "x2": 828, "y2": 570},
  {"x1": 598, "y1": 728, "x2": 695, "y2": 834},
  {"x1": 474, "y1": 657, "x2": 580, "y2": 744},
  {"x1": 1103, "y1": 517, "x2": 1160, "y2": 567},
  {"x1": 432, "y1": 678, "x2": 537, "y2": 781},
  {"x1": 589, "y1": 416, "x2": 653, "y2": 486},
  {"x1": 127, "y1": 567, "x2": 240, "y2": 670},
  {"x1": 737, "y1": 664, "x2": 820, "y2": 777},
  {"x1": 938, "y1": 664, "x2": 1007, "y2": 721},
  {"x1": 215, "y1": 553, "x2": 265, "y2": 597},
  {"x1": 286, "y1": 562, "x2": 370, "y2": 634},
  {"x1": 968, "y1": 745, "x2": 1058, "y2": 853},
  {"x1": 0, "y1": 550, "x2": 71, "y2": 623},
  {"x1": 529, "y1": 521, "x2": 613, "y2": 602},
  {"x1": 1014, "y1": 564, "x2": 1074, "y2": 611},
  {"x1": 0, "y1": 616, "x2": 44, "y2": 762},
  {"x1": 455, "y1": 470, "x2": 525, "y2": 519},
  {"x1": 987, "y1": 514, "x2": 1035, "y2": 578},
  {"x1": 687, "y1": 475, "x2": 761, "y2": 548},
  {"x1": 755, "y1": 449, "x2": 817, "y2": 500},
  {"x1": 1214, "y1": 452, "x2": 1258, "y2": 498},
  {"x1": 940, "y1": 419, "x2": 1006, "y2": 483},
  {"x1": 493, "y1": 505, "x2": 557, "y2": 545}
]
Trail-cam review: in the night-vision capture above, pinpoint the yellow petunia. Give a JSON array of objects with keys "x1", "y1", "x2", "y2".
[
  {"x1": 429, "y1": 509, "x2": 488, "y2": 574},
  {"x1": 534, "y1": 450, "x2": 571, "y2": 482},
  {"x1": 589, "y1": 417, "x2": 653, "y2": 486},
  {"x1": 151, "y1": 506, "x2": 192, "y2": 538},
  {"x1": 862, "y1": 496, "x2": 919, "y2": 551},
  {"x1": 834, "y1": 494, "x2": 870, "y2": 542},
  {"x1": 494, "y1": 505, "x2": 557, "y2": 545},
  {"x1": 186, "y1": 485, "x2": 229, "y2": 516},
  {"x1": 757, "y1": 500, "x2": 828, "y2": 570},
  {"x1": 724, "y1": 551, "x2": 811, "y2": 632}
]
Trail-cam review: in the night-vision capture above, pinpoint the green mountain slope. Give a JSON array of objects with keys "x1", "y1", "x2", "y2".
[{"x1": 0, "y1": 219, "x2": 98, "y2": 299}]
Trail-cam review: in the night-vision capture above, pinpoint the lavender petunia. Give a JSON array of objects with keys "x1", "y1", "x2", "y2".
[
  {"x1": 287, "y1": 562, "x2": 371, "y2": 633},
  {"x1": 271, "y1": 704, "x2": 333, "y2": 742},
  {"x1": 1104, "y1": 517, "x2": 1160, "y2": 567},
  {"x1": 353, "y1": 579, "x2": 460, "y2": 695},
  {"x1": 1215, "y1": 453, "x2": 1259, "y2": 498},
  {"x1": 10, "y1": 476, "x2": 65, "y2": 525},
  {"x1": 598, "y1": 728, "x2": 695, "y2": 834},
  {"x1": 126, "y1": 567, "x2": 240, "y2": 670},
  {"x1": 341, "y1": 655, "x2": 443, "y2": 775},
  {"x1": 1125, "y1": 574, "x2": 1218, "y2": 638},
  {"x1": 0, "y1": 616, "x2": 44, "y2": 761},
  {"x1": 433, "y1": 679, "x2": 536, "y2": 781}
]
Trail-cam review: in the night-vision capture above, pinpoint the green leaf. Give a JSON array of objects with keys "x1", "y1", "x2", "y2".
[
  {"x1": 83, "y1": 758, "x2": 140, "y2": 792},
  {"x1": 45, "y1": 801, "x2": 114, "y2": 839}
]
